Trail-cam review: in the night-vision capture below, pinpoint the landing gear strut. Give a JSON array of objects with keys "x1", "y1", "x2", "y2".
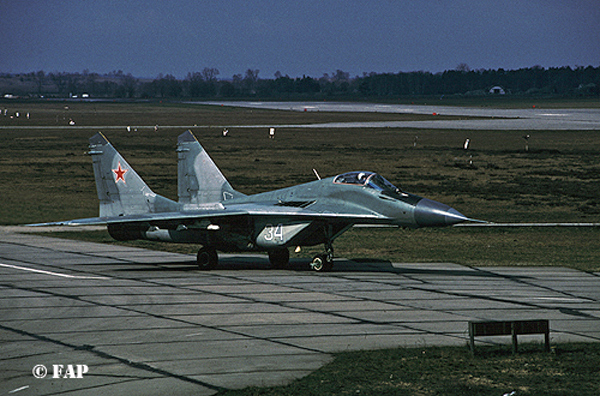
[
  {"x1": 197, "y1": 247, "x2": 218, "y2": 270},
  {"x1": 310, "y1": 242, "x2": 334, "y2": 272}
]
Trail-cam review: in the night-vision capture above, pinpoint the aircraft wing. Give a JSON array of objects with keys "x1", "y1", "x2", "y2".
[{"x1": 28, "y1": 201, "x2": 389, "y2": 228}]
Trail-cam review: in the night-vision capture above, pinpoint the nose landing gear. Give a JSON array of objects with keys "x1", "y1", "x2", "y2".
[{"x1": 310, "y1": 242, "x2": 334, "y2": 272}]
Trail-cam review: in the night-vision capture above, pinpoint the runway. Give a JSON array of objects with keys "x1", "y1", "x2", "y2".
[
  {"x1": 200, "y1": 101, "x2": 600, "y2": 130},
  {"x1": 2, "y1": 228, "x2": 600, "y2": 395}
]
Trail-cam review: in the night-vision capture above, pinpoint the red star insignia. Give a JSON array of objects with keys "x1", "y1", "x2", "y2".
[{"x1": 112, "y1": 162, "x2": 128, "y2": 183}]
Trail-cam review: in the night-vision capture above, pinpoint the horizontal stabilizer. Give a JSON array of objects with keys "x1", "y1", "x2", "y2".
[{"x1": 26, "y1": 217, "x2": 109, "y2": 227}]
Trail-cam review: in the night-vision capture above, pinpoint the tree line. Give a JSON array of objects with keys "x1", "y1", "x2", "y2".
[{"x1": 2, "y1": 65, "x2": 599, "y2": 99}]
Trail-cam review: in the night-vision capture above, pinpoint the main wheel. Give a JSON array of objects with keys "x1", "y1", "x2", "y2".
[
  {"x1": 268, "y1": 248, "x2": 290, "y2": 269},
  {"x1": 310, "y1": 253, "x2": 333, "y2": 272},
  {"x1": 197, "y1": 247, "x2": 218, "y2": 270}
]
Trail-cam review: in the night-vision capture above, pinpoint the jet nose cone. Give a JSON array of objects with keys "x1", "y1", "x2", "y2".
[{"x1": 414, "y1": 198, "x2": 469, "y2": 227}]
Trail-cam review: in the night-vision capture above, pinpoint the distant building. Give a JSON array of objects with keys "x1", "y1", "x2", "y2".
[{"x1": 489, "y1": 86, "x2": 506, "y2": 95}]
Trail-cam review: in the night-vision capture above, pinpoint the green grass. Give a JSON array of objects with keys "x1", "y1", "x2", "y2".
[
  {"x1": 337, "y1": 227, "x2": 600, "y2": 272},
  {"x1": 216, "y1": 343, "x2": 600, "y2": 396}
]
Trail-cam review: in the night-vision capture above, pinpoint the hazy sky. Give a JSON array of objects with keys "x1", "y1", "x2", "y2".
[{"x1": 1, "y1": 0, "x2": 599, "y2": 79}]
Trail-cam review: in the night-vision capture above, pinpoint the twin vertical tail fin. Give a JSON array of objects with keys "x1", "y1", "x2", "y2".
[
  {"x1": 88, "y1": 133, "x2": 178, "y2": 217},
  {"x1": 176, "y1": 130, "x2": 244, "y2": 206},
  {"x1": 88, "y1": 131, "x2": 240, "y2": 218}
]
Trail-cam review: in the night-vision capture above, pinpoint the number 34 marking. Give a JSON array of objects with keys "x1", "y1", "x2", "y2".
[{"x1": 264, "y1": 224, "x2": 284, "y2": 241}]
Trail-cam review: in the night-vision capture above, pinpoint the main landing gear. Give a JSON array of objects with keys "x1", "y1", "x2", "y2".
[
  {"x1": 197, "y1": 247, "x2": 218, "y2": 270},
  {"x1": 196, "y1": 243, "x2": 333, "y2": 272},
  {"x1": 197, "y1": 247, "x2": 291, "y2": 270},
  {"x1": 268, "y1": 248, "x2": 290, "y2": 269}
]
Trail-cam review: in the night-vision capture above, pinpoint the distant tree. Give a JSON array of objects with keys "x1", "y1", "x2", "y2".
[
  {"x1": 245, "y1": 69, "x2": 260, "y2": 81},
  {"x1": 185, "y1": 70, "x2": 217, "y2": 97},
  {"x1": 34, "y1": 70, "x2": 45, "y2": 94},
  {"x1": 81, "y1": 72, "x2": 98, "y2": 96},
  {"x1": 49, "y1": 72, "x2": 70, "y2": 95},
  {"x1": 150, "y1": 74, "x2": 182, "y2": 97},
  {"x1": 332, "y1": 69, "x2": 350, "y2": 82},
  {"x1": 121, "y1": 74, "x2": 138, "y2": 98},
  {"x1": 201, "y1": 67, "x2": 219, "y2": 81},
  {"x1": 274, "y1": 74, "x2": 294, "y2": 94},
  {"x1": 455, "y1": 63, "x2": 471, "y2": 72},
  {"x1": 242, "y1": 69, "x2": 260, "y2": 95},
  {"x1": 295, "y1": 75, "x2": 320, "y2": 94},
  {"x1": 186, "y1": 72, "x2": 203, "y2": 97},
  {"x1": 5, "y1": 63, "x2": 597, "y2": 99},
  {"x1": 219, "y1": 81, "x2": 236, "y2": 97}
]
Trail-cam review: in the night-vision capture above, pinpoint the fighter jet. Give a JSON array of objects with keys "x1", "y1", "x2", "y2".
[{"x1": 32, "y1": 130, "x2": 479, "y2": 272}]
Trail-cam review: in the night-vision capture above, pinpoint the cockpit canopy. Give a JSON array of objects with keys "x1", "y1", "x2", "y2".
[{"x1": 333, "y1": 171, "x2": 404, "y2": 196}]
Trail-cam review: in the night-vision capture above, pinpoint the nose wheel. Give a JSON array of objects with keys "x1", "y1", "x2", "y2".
[
  {"x1": 310, "y1": 253, "x2": 333, "y2": 272},
  {"x1": 310, "y1": 242, "x2": 334, "y2": 272}
]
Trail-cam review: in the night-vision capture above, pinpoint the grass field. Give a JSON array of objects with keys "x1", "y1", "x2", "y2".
[
  {"x1": 216, "y1": 343, "x2": 600, "y2": 396},
  {"x1": 1, "y1": 99, "x2": 599, "y2": 271}
]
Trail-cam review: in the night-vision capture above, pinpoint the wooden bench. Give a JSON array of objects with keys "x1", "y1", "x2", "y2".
[{"x1": 468, "y1": 319, "x2": 550, "y2": 354}]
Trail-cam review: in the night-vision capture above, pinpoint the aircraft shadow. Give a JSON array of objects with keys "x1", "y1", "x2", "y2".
[{"x1": 112, "y1": 255, "x2": 529, "y2": 279}]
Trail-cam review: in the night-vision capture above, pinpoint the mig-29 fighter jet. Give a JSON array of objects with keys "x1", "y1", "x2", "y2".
[{"x1": 32, "y1": 130, "x2": 479, "y2": 272}]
